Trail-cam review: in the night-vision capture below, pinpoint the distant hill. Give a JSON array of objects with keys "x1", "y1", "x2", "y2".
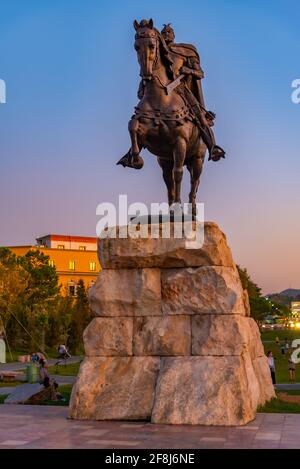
[
  {"x1": 266, "y1": 289, "x2": 300, "y2": 306},
  {"x1": 279, "y1": 289, "x2": 300, "y2": 297}
]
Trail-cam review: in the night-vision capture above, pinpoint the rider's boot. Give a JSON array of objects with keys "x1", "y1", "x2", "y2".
[{"x1": 199, "y1": 125, "x2": 226, "y2": 162}]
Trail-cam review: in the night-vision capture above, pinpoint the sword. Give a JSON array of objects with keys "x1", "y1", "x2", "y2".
[
  {"x1": 166, "y1": 74, "x2": 216, "y2": 122},
  {"x1": 166, "y1": 74, "x2": 185, "y2": 95}
]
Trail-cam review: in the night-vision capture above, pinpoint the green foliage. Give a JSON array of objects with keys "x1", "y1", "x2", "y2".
[
  {"x1": 68, "y1": 280, "x2": 92, "y2": 354},
  {"x1": 236, "y1": 265, "x2": 288, "y2": 322},
  {"x1": 20, "y1": 250, "x2": 60, "y2": 307},
  {"x1": 249, "y1": 296, "x2": 271, "y2": 322},
  {"x1": 237, "y1": 265, "x2": 261, "y2": 298},
  {"x1": 0, "y1": 248, "x2": 91, "y2": 355}
]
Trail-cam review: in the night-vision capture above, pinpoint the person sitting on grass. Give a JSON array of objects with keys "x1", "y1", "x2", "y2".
[
  {"x1": 38, "y1": 359, "x2": 63, "y2": 400},
  {"x1": 288, "y1": 354, "x2": 296, "y2": 383}
]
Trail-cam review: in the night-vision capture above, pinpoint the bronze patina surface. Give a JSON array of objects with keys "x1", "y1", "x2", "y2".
[{"x1": 117, "y1": 19, "x2": 225, "y2": 214}]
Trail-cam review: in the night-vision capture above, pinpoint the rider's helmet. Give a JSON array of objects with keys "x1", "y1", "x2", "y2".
[{"x1": 161, "y1": 24, "x2": 175, "y2": 45}]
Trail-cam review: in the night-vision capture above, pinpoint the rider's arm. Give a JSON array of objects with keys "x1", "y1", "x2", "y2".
[{"x1": 181, "y1": 57, "x2": 204, "y2": 80}]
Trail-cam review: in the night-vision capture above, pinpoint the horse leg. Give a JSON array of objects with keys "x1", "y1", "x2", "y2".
[
  {"x1": 173, "y1": 138, "x2": 186, "y2": 206},
  {"x1": 158, "y1": 158, "x2": 175, "y2": 206},
  {"x1": 128, "y1": 117, "x2": 144, "y2": 169},
  {"x1": 187, "y1": 144, "x2": 206, "y2": 216}
]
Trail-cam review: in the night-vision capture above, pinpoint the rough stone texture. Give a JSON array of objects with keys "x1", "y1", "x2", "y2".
[
  {"x1": 247, "y1": 319, "x2": 265, "y2": 359},
  {"x1": 84, "y1": 318, "x2": 133, "y2": 356},
  {"x1": 99, "y1": 222, "x2": 234, "y2": 269},
  {"x1": 191, "y1": 315, "x2": 265, "y2": 357},
  {"x1": 133, "y1": 316, "x2": 191, "y2": 356},
  {"x1": 162, "y1": 266, "x2": 245, "y2": 316},
  {"x1": 243, "y1": 290, "x2": 251, "y2": 317},
  {"x1": 69, "y1": 357, "x2": 160, "y2": 420},
  {"x1": 89, "y1": 268, "x2": 161, "y2": 317},
  {"x1": 252, "y1": 356, "x2": 276, "y2": 406},
  {"x1": 152, "y1": 355, "x2": 260, "y2": 426},
  {"x1": 70, "y1": 221, "x2": 274, "y2": 426},
  {"x1": 4, "y1": 383, "x2": 55, "y2": 404}
]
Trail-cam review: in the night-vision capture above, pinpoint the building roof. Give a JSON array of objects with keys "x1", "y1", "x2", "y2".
[{"x1": 36, "y1": 234, "x2": 97, "y2": 243}]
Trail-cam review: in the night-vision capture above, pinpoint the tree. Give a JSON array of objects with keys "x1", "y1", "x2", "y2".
[
  {"x1": 236, "y1": 265, "x2": 261, "y2": 298},
  {"x1": 68, "y1": 280, "x2": 92, "y2": 354},
  {"x1": 0, "y1": 248, "x2": 29, "y2": 354},
  {"x1": 48, "y1": 295, "x2": 74, "y2": 349},
  {"x1": 19, "y1": 250, "x2": 60, "y2": 352},
  {"x1": 249, "y1": 296, "x2": 271, "y2": 323},
  {"x1": 237, "y1": 265, "x2": 270, "y2": 324}
]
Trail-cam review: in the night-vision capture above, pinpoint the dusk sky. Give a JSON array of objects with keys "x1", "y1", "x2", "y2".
[{"x1": 0, "y1": 0, "x2": 299, "y2": 294}]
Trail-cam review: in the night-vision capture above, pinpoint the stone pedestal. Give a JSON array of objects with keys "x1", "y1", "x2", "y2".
[{"x1": 69, "y1": 222, "x2": 275, "y2": 425}]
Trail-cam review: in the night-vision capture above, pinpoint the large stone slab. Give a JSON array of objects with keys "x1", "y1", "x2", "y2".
[
  {"x1": 247, "y1": 318, "x2": 265, "y2": 359},
  {"x1": 84, "y1": 318, "x2": 133, "y2": 356},
  {"x1": 152, "y1": 355, "x2": 260, "y2": 425},
  {"x1": 191, "y1": 315, "x2": 265, "y2": 357},
  {"x1": 69, "y1": 357, "x2": 160, "y2": 420},
  {"x1": 162, "y1": 266, "x2": 245, "y2": 316},
  {"x1": 98, "y1": 222, "x2": 234, "y2": 269},
  {"x1": 252, "y1": 356, "x2": 276, "y2": 406},
  {"x1": 89, "y1": 268, "x2": 161, "y2": 317},
  {"x1": 133, "y1": 316, "x2": 191, "y2": 356}
]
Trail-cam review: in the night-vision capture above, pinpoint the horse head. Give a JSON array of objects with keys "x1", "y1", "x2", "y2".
[{"x1": 133, "y1": 19, "x2": 173, "y2": 81}]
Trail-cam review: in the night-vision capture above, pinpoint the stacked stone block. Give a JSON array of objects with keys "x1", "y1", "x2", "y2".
[{"x1": 69, "y1": 222, "x2": 275, "y2": 425}]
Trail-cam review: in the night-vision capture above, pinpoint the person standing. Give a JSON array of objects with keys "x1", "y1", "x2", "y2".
[
  {"x1": 285, "y1": 338, "x2": 290, "y2": 352},
  {"x1": 267, "y1": 351, "x2": 276, "y2": 385},
  {"x1": 275, "y1": 336, "x2": 280, "y2": 346},
  {"x1": 288, "y1": 354, "x2": 296, "y2": 382}
]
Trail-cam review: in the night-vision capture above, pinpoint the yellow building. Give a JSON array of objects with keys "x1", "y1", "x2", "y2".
[
  {"x1": 8, "y1": 234, "x2": 100, "y2": 295},
  {"x1": 291, "y1": 302, "x2": 300, "y2": 318}
]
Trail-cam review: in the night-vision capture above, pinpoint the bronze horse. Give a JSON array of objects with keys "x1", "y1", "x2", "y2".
[{"x1": 118, "y1": 19, "x2": 214, "y2": 215}]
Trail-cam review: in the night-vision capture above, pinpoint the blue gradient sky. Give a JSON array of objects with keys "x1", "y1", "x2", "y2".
[{"x1": 0, "y1": 0, "x2": 299, "y2": 293}]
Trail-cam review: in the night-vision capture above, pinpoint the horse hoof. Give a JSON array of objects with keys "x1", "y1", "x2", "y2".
[{"x1": 132, "y1": 156, "x2": 144, "y2": 170}]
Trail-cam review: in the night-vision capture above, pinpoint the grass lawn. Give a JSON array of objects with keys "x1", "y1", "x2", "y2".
[
  {"x1": 48, "y1": 361, "x2": 81, "y2": 376},
  {"x1": 0, "y1": 381, "x2": 24, "y2": 388},
  {"x1": 260, "y1": 329, "x2": 300, "y2": 384},
  {"x1": 261, "y1": 329, "x2": 300, "y2": 344},
  {"x1": 258, "y1": 391, "x2": 300, "y2": 414}
]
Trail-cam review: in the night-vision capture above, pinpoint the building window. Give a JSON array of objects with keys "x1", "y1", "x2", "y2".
[
  {"x1": 68, "y1": 285, "x2": 76, "y2": 296},
  {"x1": 48, "y1": 260, "x2": 55, "y2": 268},
  {"x1": 69, "y1": 260, "x2": 76, "y2": 270},
  {"x1": 89, "y1": 262, "x2": 96, "y2": 271},
  {"x1": 58, "y1": 245, "x2": 65, "y2": 250},
  {"x1": 79, "y1": 246, "x2": 86, "y2": 251}
]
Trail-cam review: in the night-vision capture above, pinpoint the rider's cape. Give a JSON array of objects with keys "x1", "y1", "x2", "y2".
[{"x1": 168, "y1": 43, "x2": 204, "y2": 105}]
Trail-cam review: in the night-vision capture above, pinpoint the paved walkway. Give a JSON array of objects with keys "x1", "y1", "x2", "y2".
[
  {"x1": 0, "y1": 356, "x2": 82, "y2": 372},
  {"x1": 0, "y1": 375, "x2": 76, "y2": 396},
  {"x1": 0, "y1": 406, "x2": 300, "y2": 448},
  {"x1": 275, "y1": 383, "x2": 300, "y2": 391}
]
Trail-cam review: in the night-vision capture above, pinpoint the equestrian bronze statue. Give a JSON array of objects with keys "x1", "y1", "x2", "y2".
[{"x1": 117, "y1": 19, "x2": 225, "y2": 215}]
